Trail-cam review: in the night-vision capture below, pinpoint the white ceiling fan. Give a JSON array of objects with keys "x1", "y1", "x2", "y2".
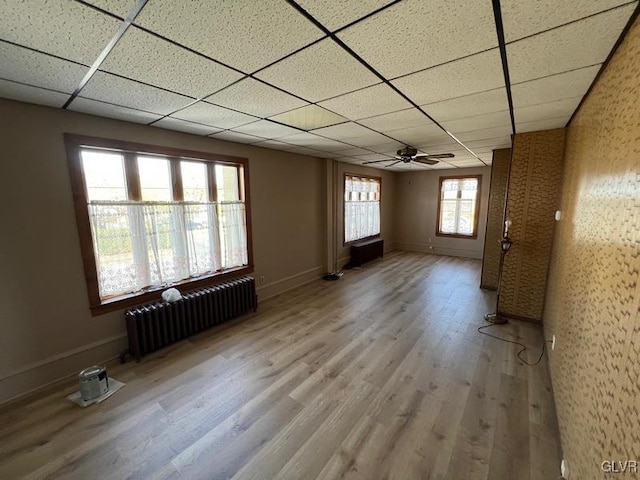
[{"x1": 362, "y1": 146, "x2": 455, "y2": 168}]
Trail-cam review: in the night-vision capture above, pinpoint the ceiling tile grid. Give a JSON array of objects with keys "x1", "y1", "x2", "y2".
[
  {"x1": 337, "y1": 0, "x2": 498, "y2": 78},
  {"x1": 514, "y1": 97, "x2": 584, "y2": 125},
  {"x1": 233, "y1": 120, "x2": 303, "y2": 139},
  {"x1": 85, "y1": 0, "x2": 136, "y2": 19},
  {"x1": 153, "y1": 117, "x2": 222, "y2": 136},
  {"x1": 171, "y1": 101, "x2": 258, "y2": 130},
  {"x1": 0, "y1": 0, "x2": 121, "y2": 65},
  {"x1": 100, "y1": 26, "x2": 244, "y2": 99},
  {"x1": 268, "y1": 104, "x2": 346, "y2": 130},
  {"x1": 312, "y1": 122, "x2": 392, "y2": 147},
  {"x1": 134, "y1": 0, "x2": 324, "y2": 73},
  {"x1": 317, "y1": 82, "x2": 412, "y2": 120},
  {"x1": 440, "y1": 110, "x2": 512, "y2": 135},
  {"x1": 255, "y1": 39, "x2": 380, "y2": 102},
  {"x1": 0, "y1": 79, "x2": 69, "y2": 108},
  {"x1": 70, "y1": 97, "x2": 162, "y2": 124},
  {"x1": 295, "y1": 0, "x2": 397, "y2": 32},
  {"x1": 421, "y1": 88, "x2": 510, "y2": 122},
  {"x1": 359, "y1": 108, "x2": 435, "y2": 133},
  {"x1": 209, "y1": 130, "x2": 264, "y2": 144}
]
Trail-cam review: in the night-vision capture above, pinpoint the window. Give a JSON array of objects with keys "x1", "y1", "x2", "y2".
[
  {"x1": 437, "y1": 175, "x2": 482, "y2": 238},
  {"x1": 344, "y1": 174, "x2": 381, "y2": 243},
  {"x1": 65, "y1": 134, "x2": 253, "y2": 314}
]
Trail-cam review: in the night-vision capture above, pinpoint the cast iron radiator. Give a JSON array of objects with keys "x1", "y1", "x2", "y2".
[{"x1": 122, "y1": 276, "x2": 257, "y2": 362}]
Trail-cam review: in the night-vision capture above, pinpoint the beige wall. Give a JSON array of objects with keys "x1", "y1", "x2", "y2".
[
  {"x1": 0, "y1": 99, "x2": 324, "y2": 403},
  {"x1": 335, "y1": 161, "x2": 396, "y2": 267},
  {"x1": 394, "y1": 166, "x2": 491, "y2": 259},
  {"x1": 543, "y1": 16, "x2": 640, "y2": 479}
]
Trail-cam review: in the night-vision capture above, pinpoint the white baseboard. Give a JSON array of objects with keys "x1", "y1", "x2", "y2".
[{"x1": 395, "y1": 242, "x2": 483, "y2": 260}]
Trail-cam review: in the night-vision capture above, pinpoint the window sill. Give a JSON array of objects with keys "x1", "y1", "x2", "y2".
[
  {"x1": 89, "y1": 265, "x2": 254, "y2": 316},
  {"x1": 436, "y1": 232, "x2": 478, "y2": 240}
]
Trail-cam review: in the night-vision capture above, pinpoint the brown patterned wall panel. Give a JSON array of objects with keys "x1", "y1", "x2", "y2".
[
  {"x1": 481, "y1": 148, "x2": 511, "y2": 289},
  {"x1": 544, "y1": 15, "x2": 640, "y2": 480},
  {"x1": 498, "y1": 129, "x2": 565, "y2": 322}
]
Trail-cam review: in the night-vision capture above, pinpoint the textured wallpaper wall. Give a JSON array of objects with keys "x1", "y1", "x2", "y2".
[
  {"x1": 481, "y1": 148, "x2": 511, "y2": 290},
  {"x1": 544, "y1": 15, "x2": 640, "y2": 479},
  {"x1": 499, "y1": 129, "x2": 565, "y2": 322}
]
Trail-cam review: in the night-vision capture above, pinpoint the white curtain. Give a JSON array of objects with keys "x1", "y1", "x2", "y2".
[
  {"x1": 89, "y1": 201, "x2": 246, "y2": 299},
  {"x1": 344, "y1": 176, "x2": 381, "y2": 243}
]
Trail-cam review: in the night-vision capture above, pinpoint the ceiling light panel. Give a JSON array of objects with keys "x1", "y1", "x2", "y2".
[
  {"x1": 0, "y1": 42, "x2": 88, "y2": 94},
  {"x1": 0, "y1": 0, "x2": 121, "y2": 65},
  {"x1": 100, "y1": 27, "x2": 243, "y2": 99},
  {"x1": 318, "y1": 83, "x2": 412, "y2": 120},
  {"x1": 337, "y1": 0, "x2": 497, "y2": 78},
  {"x1": 85, "y1": 0, "x2": 134, "y2": 18},
  {"x1": 507, "y1": 4, "x2": 635, "y2": 83},
  {"x1": 206, "y1": 78, "x2": 308, "y2": 118},
  {"x1": 295, "y1": 0, "x2": 396, "y2": 31},
  {"x1": 516, "y1": 117, "x2": 570, "y2": 133},
  {"x1": 441, "y1": 111, "x2": 512, "y2": 134},
  {"x1": 277, "y1": 132, "x2": 351, "y2": 151},
  {"x1": 233, "y1": 120, "x2": 302, "y2": 139},
  {"x1": 422, "y1": 88, "x2": 509, "y2": 122},
  {"x1": 0, "y1": 79, "x2": 68, "y2": 108},
  {"x1": 359, "y1": 108, "x2": 435, "y2": 133},
  {"x1": 511, "y1": 65, "x2": 600, "y2": 108},
  {"x1": 255, "y1": 39, "x2": 380, "y2": 102},
  {"x1": 312, "y1": 122, "x2": 391, "y2": 146},
  {"x1": 70, "y1": 97, "x2": 161, "y2": 124},
  {"x1": 502, "y1": 0, "x2": 631, "y2": 43},
  {"x1": 153, "y1": 117, "x2": 222, "y2": 135},
  {"x1": 171, "y1": 101, "x2": 257, "y2": 129},
  {"x1": 392, "y1": 49, "x2": 505, "y2": 105},
  {"x1": 514, "y1": 97, "x2": 583, "y2": 124},
  {"x1": 269, "y1": 104, "x2": 346, "y2": 130},
  {"x1": 135, "y1": 0, "x2": 324, "y2": 73},
  {"x1": 81, "y1": 71, "x2": 193, "y2": 115},
  {"x1": 210, "y1": 130, "x2": 263, "y2": 144}
]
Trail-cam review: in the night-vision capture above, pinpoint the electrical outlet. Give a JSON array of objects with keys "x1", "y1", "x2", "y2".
[
  {"x1": 561, "y1": 458, "x2": 569, "y2": 478},
  {"x1": 259, "y1": 276, "x2": 265, "y2": 285},
  {"x1": 552, "y1": 335, "x2": 556, "y2": 351}
]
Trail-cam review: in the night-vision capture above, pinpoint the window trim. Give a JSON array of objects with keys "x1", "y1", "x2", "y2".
[
  {"x1": 436, "y1": 174, "x2": 482, "y2": 239},
  {"x1": 64, "y1": 134, "x2": 254, "y2": 316},
  {"x1": 343, "y1": 172, "x2": 382, "y2": 246}
]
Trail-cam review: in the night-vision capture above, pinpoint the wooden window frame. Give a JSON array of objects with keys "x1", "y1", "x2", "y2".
[
  {"x1": 343, "y1": 173, "x2": 382, "y2": 246},
  {"x1": 65, "y1": 134, "x2": 254, "y2": 316},
  {"x1": 436, "y1": 174, "x2": 482, "y2": 239}
]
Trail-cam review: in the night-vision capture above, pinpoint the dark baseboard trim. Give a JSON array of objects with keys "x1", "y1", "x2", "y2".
[
  {"x1": 480, "y1": 284, "x2": 497, "y2": 291},
  {"x1": 498, "y1": 311, "x2": 542, "y2": 324}
]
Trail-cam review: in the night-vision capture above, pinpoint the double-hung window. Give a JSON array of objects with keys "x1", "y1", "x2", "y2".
[
  {"x1": 437, "y1": 175, "x2": 481, "y2": 238},
  {"x1": 344, "y1": 174, "x2": 381, "y2": 243},
  {"x1": 65, "y1": 135, "x2": 252, "y2": 314}
]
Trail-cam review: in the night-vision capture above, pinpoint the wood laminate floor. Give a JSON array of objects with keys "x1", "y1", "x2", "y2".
[{"x1": 0, "y1": 252, "x2": 562, "y2": 479}]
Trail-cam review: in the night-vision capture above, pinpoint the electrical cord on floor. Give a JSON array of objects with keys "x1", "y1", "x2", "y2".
[{"x1": 477, "y1": 321, "x2": 549, "y2": 366}]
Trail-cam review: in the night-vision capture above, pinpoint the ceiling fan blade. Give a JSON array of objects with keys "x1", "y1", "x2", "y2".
[
  {"x1": 415, "y1": 153, "x2": 455, "y2": 159},
  {"x1": 361, "y1": 159, "x2": 394, "y2": 165},
  {"x1": 413, "y1": 157, "x2": 439, "y2": 166},
  {"x1": 384, "y1": 160, "x2": 402, "y2": 168}
]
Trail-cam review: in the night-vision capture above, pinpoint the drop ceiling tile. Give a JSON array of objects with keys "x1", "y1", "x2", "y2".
[
  {"x1": 392, "y1": 49, "x2": 505, "y2": 105},
  {"x1": 135, "y1": 0, "x2": 324, "y2": 72},
  {"x1": 387, "y1": 124, "x2": 452, "y2": 146},
  {"x1": 312, "y1": 122, "x2": 391, "y2": 147},
  {"x1": 153, "y1": 117, "x2": 222, "y2": 136},
  {"x1": 502, "y1": 0, "x2": 631, "y2": 43},
  {"x1": 337, "y1": 0, "x2": 497, "y2": 78},
  {"x1": 253, "y1": 139, "x2": 300, "y2": 151},
  {"x1": 234, "y1": 120, "x2": 302, "y2": 139},
  {"x1": 81, "y1": 71, "x2": 194, "y2": 115},
  {"x1": 284, "y1": 145, "x2": 328, "y2": 157},
  {"x1": 514, "y1": 97, "x2": 583, "y2": 124},
  {"x1": 352, "y1": 153, "x2": 394, "y2": 161},
  {"x1": 463, "y1": 136, "x2": 512, "y2": 149},
  {"x1": 255, "y1": 39, "x2": 380, "y2": 102},
  {"x1": 318, "y1": 83, "x2": 412, "y2": 120},
  {"x1": 85, "y1": 0, "x2": 134, "y2": 18},
  {"x1": 278, "y1": 132, "x2": 351, "y2": 151},
  {"x1": 507, "y1": 4, "x2": 635, "y2": 83},
  {"x1": 441, "y1": 111, "x2": 512, "y2": 134},
  {"x1": 295, "y1": 0, "x2": 396, "y2": 31},
  {"x1": 426, "y1": 163, "x2": 457, "y2": 170},
  {"x1": 0, "y1": 79, "x2": 68, "y2": 107},
  {"x1": 206, "y1": 78, "x2": 308, "y2": 118},
  {"x1": 70, "y1": 97, "x2": 161, "y2": 124},
  {"x1": 309, "y1": 150, "x2": 337, "y2": 158},
  {"x1": 0, "y1": 0, "x2": 121, "y2": 64},
  {"x1": 359, "y1": 108, "x2": 434, "y2": 133},
  {"x1": 422, "y1": 88, "x2": 510, "y2": 122},
  {"x1": 456, "y1": 126, "x2": 513, "y2": 142},
  {"x1": 368, "y1": 141, "x2": 406, "y2": 154},
  {"x1": 210, "y1": 130, "x2": 264, "y2": 144},
  {"x1": 334, "y1": 147, "x2": 373, "y2": 156},
  {"x1": 516, "y1": 116, "x2": 570, "y2": 133},
  {"x1": 100, "y1": 26, "x2": 243, "y2": 98},
  {"x1": 511, "y1": 65, "x2": 600, "y2": 108},
  {"x1": 269, "y1": 104, "x2": 346, "y2": 130},
  {"x1": 0, "y1": 42, "x2": 88, "y2": 93},
  {"x1": 172, "y1": 102, "x2": 257, "y2": 129}
]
